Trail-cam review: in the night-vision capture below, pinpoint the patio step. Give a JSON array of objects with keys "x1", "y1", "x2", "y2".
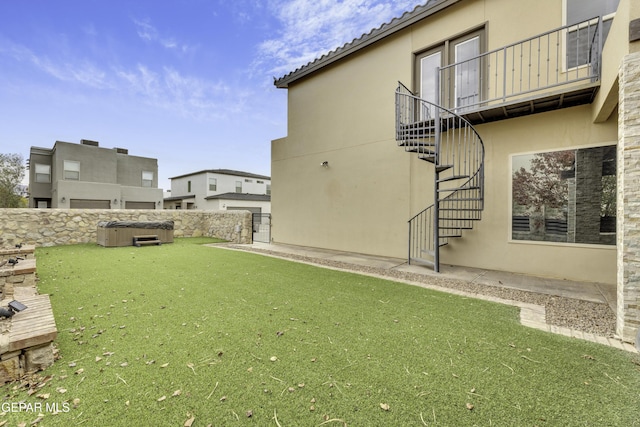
[{"x1": 133, "y1": 235, "x2": 161, "y2": 247}]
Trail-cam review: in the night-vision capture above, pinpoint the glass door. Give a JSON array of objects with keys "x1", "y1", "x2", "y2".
[
  {"x1": 418, "y1": 49, "x2": 442, "y2": 121},
  {"x1": 453, "y1": 36, "x2": 480, "y2": 111}
]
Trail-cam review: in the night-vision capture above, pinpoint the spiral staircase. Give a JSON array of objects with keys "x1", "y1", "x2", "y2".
[{"x1": 395, "y1": 82, "x2": 485, "y2": 272}]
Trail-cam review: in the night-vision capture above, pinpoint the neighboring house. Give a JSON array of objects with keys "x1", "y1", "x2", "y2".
[
  {"x1": 273, "y1": 0, "x2": 640, "y2": 343},
  {"x1": 164, "y1": 169, "x2": 271, "y2": 215},
  {"x1": 29, "y1": 139, "x2": 163, "y2": 209}
]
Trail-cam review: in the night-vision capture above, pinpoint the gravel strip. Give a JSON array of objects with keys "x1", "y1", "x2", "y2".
[{"x1": 226, "y1": 245, "x2": 616, "y2": 337}]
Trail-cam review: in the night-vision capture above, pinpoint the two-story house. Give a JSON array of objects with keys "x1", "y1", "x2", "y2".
[
  {"x1": 163, "y1": 169, "x2": 271, "y2": 215},
  {"x1": 272, "y1": 0, "x2": 640, "y2": 344},
  {"x1": 29, "y1": 139, "x2": 163, "y2": 209}
]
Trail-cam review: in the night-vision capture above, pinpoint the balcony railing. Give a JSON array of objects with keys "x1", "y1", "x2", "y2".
[{"x1": 439, "y1": 17, "x2": 603, "y2": 116}]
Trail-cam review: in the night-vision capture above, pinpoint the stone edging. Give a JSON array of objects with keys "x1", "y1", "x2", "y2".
[{"x1": 216, "y1": 244, "x2": 638, "y2": 353}]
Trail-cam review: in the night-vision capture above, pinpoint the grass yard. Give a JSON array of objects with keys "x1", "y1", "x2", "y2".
[{"x1": 1, "y1": 238, "x2": 638, "y2": 426}]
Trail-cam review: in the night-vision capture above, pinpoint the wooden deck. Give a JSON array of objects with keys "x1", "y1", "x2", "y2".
[{"x1": 8, "y1": 294, "x2": 58, "y2": 352}]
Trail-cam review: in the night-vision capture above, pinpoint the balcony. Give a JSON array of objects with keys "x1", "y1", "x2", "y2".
[{"x1": 438, "y1": 17, "x2": 604, "y2": 124}]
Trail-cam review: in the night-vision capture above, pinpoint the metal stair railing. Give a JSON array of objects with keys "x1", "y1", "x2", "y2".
[
  {"x1": 396, "y1": 82, "x2": 485, "y2": 271},
  {"x1": 438, "y1": 16, "x2": 603, "y2": 113}
]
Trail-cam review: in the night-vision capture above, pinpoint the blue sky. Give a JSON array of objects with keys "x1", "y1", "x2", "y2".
[{"x1": 0, "y1": 0, "x2": 424, "y2": 191}]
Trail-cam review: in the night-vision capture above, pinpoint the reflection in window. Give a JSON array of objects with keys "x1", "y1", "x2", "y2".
[
  {"x1": 419, "y1": 51, "x2": 441, "y2": 119},
  {"x1": 565, "y1": 0, "x2": 619, "y2": 69},
  {"x1": 511, "y1": 145, "x2": 615, "y2": 245}
]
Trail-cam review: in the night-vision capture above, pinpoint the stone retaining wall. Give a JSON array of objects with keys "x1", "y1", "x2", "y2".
[{"x1": 0, "y1": 209, "x2": 252, "y2": 248}]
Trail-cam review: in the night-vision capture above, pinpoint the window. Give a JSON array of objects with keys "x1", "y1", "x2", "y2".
[
  {"x1": 565, "y1": 0, "x2": 619, "y2": 69},
  {"x1": 417, "y1": 50, "x2": 441, "y2": 119},
  {"x1": 187, "y1": 180, "x2": 192, "y2": 192},
  {"x1": 245, "y1": 179, "x2": 253, "y2": 183},
  {"x1": 266, "y1": 184, "x2": 271, "y2": 196},
  {"x1": 35, "y1": 164, "x2": 51, "y2": 183},
  {"x1": 257, "y1": 180, "x2": 264, "y2": 184},
  {"x1": 235, "y1": 181, "x2": 242, "y2": 193},
  {"x1": 453, "y1": 36, "x2": 480, "y2": 111},
  {"x1": 511, "y1": 145, "x2": 616, "y2": 245},
  {"x1": 142, "y1": 171, "x2": 153, "y2": 187},
  {"x1": 209, "y1": 177, "x2": 217, "y2": 191},
  {"x1": 63, "y1": 160, "x2": 80, "y2": 180},
  {"x1": 416, "y1": 28, "x2": 484, "y2": 112}
]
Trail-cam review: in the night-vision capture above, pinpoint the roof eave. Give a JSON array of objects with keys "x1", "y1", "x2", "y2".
[{"x1": 274, "y1": 0, "x2": 461, "y2": 89}]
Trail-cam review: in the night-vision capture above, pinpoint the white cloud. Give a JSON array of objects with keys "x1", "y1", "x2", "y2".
[
  {"x1": 1, "y1": 36, "x2": 240, "y2": 122},
  {"x1": 133, "y1": 18, "x2": 192, "y2": 53},
  {"x1": 115, "y1": 65, "x2": 240, "y2": 121},
  {"x1": 0, "y1": 38, "x2": 112, "y2": 90},
  {"x1": 133, "y1": 19, "x2": 157, "y2": 41},
  {"x1": 256, "y1": 0, "x2": 425, "y2": 77}
]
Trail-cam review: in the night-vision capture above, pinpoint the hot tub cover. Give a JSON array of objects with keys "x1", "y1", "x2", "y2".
[{"x1": 97, "y1": 221, "x2": 174, "y2": 230}]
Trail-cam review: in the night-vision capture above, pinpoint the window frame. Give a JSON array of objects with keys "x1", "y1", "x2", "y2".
[
  {"x1": 235, "y1": 180, "x2": 242, "y2": 193},
  {"x1": 34, "y1": 163, "x2": 51, "y2": 183},
  {"x1": 209, "y1": 177, "x2": 217, "y2": 191},
  {"x1": 509, "y1": 142, "x2": 617, "y2": 248},
  {"x1": 414, "y1": 27, "x2": 486, "y2": 112},
  {"x1": 562, "y1": 0, "x2": 619, "y2": 71},
  {"x1": 142, "y1": 171, "x2": 154, "y2": 188},
  {"x1": 63, "y1": 160, "x2": 80, "y2": 181}
]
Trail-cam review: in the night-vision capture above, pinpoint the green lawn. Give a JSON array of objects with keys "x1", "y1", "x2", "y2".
[{"x1": 1, "y1": 238, "x2": 638, "y2": 426}]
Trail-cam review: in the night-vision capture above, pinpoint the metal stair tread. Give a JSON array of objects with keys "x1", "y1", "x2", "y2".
[
  {"x1": 398, "y1": 141, "x2": 436, "y2": 146},
  {"x1": 437, "y1": 174, "x2": 470, "y2": 183},
  {"x1": 437, "y1": 185, "x2": 481, "y2": 192},
  {"x1": 396, "y1": 82, "x2": 484, "y2": 273},
  {"x1": 436, "y1": 165, "x2": 453, "y2": 173},
  {"x1": 408, "y1": 148, "x2": 436, "y2": 154},
  {"x1": 438, "y1": 198, "x2": 483, "y2": 203}
]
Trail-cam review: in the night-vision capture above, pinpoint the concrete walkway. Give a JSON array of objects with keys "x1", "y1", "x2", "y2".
[{"x1": 227, "y1": 242, "x2": 637, "y2": 353}]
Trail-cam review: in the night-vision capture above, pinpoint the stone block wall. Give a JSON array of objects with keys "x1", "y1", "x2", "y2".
[
  {"x1": 0, "y1": 343, "x2": 55, "y2": 384},
  {"x1": 0, "y1": 209, "x2": 252, "y2": 248},
  {"x1": 0, "y1": 268, "x2": 37, "y2": 299},
  {"x1": 618, "y1": 51, "x2": 640, "y2": 347}
]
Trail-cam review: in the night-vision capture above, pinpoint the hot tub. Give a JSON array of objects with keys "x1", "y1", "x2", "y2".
[{"x1": 96, "y1": 221, "x2": 174, "y2": 247}]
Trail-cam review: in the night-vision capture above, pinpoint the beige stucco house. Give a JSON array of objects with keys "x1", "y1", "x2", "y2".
[{"x1": 272, "y1": 0, "x2": 640, "y2": 344}]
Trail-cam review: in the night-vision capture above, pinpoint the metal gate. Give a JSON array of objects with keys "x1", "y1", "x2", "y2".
[{"x1": 252, "y1": 213, "x2": 271, "y2": 243}]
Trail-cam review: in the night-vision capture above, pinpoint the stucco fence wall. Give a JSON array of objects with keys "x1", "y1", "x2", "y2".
[{"x1": 0, "y1": 209, "x2": 252, "y2": 247}]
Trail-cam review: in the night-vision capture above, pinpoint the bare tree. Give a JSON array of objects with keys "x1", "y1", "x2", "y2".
[{"x1": 0, "y1": 153, "x2": 26, "y2": 208}]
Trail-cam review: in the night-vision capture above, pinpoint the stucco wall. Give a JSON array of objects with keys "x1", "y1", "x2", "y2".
[
  {"x1": 0, "y1": 209, "x2": 252, "y2": 247},
  {"x1": 271, "y1": 0, "x2": 619, "y2": 284}
]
